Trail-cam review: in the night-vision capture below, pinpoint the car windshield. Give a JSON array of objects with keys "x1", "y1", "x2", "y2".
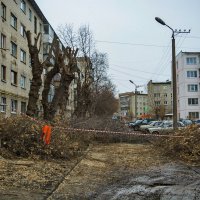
[
  {"x1": 159, "y1": 121, "x2": 172, "y2": 127},
  {"x1": 135, "y1": 120, "x2": 142, "y2": 123}
]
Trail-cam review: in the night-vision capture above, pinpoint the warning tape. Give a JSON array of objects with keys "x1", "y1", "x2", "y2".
[{"x1": 21, "y1": 114, "x2": 185, "y2": 138}]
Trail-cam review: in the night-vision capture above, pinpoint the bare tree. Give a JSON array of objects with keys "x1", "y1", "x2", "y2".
[
  {"x1": 25, "y1": 31, "x2": 55, "y2": 117},
  {"x1": 42, "y1": 46, "x2": 78, "y2": 121}
]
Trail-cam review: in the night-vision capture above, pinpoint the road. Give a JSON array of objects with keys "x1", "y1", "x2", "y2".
[{"x1": 0, "y1": 143, "x2": 200, "y2": 199}]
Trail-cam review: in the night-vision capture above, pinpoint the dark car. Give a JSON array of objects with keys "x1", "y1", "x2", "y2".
[{"x1": 129, "y1": 119, "x2": 153, "y2": 131}]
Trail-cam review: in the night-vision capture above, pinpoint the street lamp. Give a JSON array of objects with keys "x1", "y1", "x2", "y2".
[{"x1": 155, "y1": 17, "x2": 190, "y2": 129}]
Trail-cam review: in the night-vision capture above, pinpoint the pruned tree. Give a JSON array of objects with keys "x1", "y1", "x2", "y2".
[
  {"x1": 25, "y1": 31, "x2": 56, "y2": 117},
  {"x1": 42, "y1": 45, "x2": 78, "y2": 121},
  {"x1": 57, "y1": 24, "x2": 117, "y2": 118}
]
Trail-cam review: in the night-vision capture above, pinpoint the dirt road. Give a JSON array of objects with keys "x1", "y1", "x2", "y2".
[{"x1": 1, "y1": 143, "x2": 200, "y2": 199}]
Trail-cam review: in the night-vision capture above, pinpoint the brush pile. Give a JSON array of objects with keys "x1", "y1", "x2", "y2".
[{"x1": 154, "y1": 124, "x2": 200, "y2": 164}]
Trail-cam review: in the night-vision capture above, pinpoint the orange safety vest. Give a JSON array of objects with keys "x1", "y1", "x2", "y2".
[{"x1": 41, "y1": 125, "x2": 52, "y2": 145}]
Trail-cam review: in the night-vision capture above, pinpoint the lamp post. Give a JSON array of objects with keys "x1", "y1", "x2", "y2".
[{"x1": 155, "y1": 17, "x2": 190, "y2": 129}]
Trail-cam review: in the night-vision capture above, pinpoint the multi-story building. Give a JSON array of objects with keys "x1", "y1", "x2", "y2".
[
  {"x1": 176, "y1": 51, "x2": 200, "y2": 120},
  {"x1": 147, "y1": 80, "x2": 172, "y2": 119},
  {"x1": 0, "y1": 0, "x2": 48, "y2": 117},
  {"x1": 0, "y1": 0, "x2": 77, "y2": 118},
  {"x1": 119, "y1": 92, "x2": 148, "y2": 120}
]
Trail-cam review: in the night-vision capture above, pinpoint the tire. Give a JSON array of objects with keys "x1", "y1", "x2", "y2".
[{"x1": 134, "y1": 126, "x2": 139, "y2": 131}]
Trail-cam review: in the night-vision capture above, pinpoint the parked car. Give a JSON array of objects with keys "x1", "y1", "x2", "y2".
[
  {"x1": 180, "y1": 119, "x2": 193, "y2": 126},
  {"x1": 129, "y1": 119, "x2": 154, "y2": 131},
  {"x1": 194, "y1": 119, "x2": 200, "y2": 126},
  {"x1": 148, "y1": 121, "x2": 185, "y2": 134},
  {"x1": 140, "y1": 121, "x2": 162, "y2": 133}
]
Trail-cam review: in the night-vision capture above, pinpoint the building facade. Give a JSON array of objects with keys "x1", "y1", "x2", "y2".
[
  {"x1": 0, "y1": 0, "x2": 77, "y2": 118},
  {"x1": 119, "y1": 92, "x2": 148, "y2": 120},
  {"x1": 176, "y1": 51, "x2": 200, "y2": 120},
  {"x1": 0, "y1": 0, "x2": 47, "y2": 117},
  {"x1": 147, "y1": 80, "x2": 172, "y2": 119}
]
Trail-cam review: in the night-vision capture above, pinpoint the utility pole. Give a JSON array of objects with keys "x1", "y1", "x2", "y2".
[
  {"x1": 129, "y1": 80, "x2": 144, "y2": 120},
  {"x1": 155, "y1": 17, "x2": 190, "y2": 129}
]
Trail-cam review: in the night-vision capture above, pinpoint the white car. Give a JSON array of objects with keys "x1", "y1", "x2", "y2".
[
  {"x1": 148, "y1": 121, "x2": 185, "y2": 134},
  {"x1": 140, "y1": 121, "x2": 162, "y2": 132}
]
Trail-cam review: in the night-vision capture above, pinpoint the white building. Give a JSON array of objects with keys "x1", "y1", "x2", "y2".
[{"x1": 176, "y1": 51, "x2": 200, "y2": 120}]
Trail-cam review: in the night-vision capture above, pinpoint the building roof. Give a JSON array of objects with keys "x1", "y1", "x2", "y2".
[
  {"x1": 28, "y1": 0, "x2": 48, "y2": 24},
  {"x1": 148, "y1": 80, "x2": 171, "y2": 85},
  {"x1": 177, "y1": 51, "x2": 200, "y2": 57},
  {"x1": 119, "y1": 92, "x2": 147, "y2": 97}
]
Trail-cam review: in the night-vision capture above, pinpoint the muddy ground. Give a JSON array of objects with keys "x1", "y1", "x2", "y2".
[{"x1": 0, "y1": 143, "x2": 200, "y2": 200}]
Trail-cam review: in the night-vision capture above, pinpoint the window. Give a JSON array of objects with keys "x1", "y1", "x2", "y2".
[
  {"x1": 20, "y1": 75, "x2": 26, "y2": 88},
  {"x1": 1, "y1": 65, "x2": 6, "y2": 81},
  {"x1": 20, "y1": 0, "x2": 26, "y2": 13},
  {"x1": 187, "y1": 71, "x2": 197, "y2": 78},
  {"x1": 11, "y1": 99, "x2": 17, "y2": 113},
  {"x1": 0, "y1": 33, "x2": 6, "y2": 49},
  {"x1": 39, "y1": 23, "x2": 42, "y2": 33},
  {"x1": 188, "y1": 84, "x2": 198, "y2": 92},
  {"x1": 11, "y1": 70, "x2": 17, "y2": 85},
  {"x1": 189, "y1": 112, "x2": 199, "y2": 119},
  {"x1": 1, "y1": 3, "x2": 6, "y2": 20},
  {"x1": 154, "y1": 93, "x2": 160, "y2": 97},
  {"x1": 0, "y1": 97, "x2": 6, "y2": 112},
  {"x1": 20, "y1": 49, "x2": 26, "y2": 63},
  {"x1": 11, "y1": 13, "x2": 17, "y2": 29},
  {"x1": 155, "y1": 101, "x2": 160, "y2": 106},
  {"x1": 20, "y1": 23, "x2": 26, "y2": 37},
  {"x1": 186, "y1": 57, "x2": 197, "y2": 65},
  {"x1": 188, "y1": 98, "x2": 198, "y2": 105},
  {"x1": 164, "y1": 93, "x2": 167, "y2": 97},
  {"x1": 44, "y1": 24, "x2": 49, "y2": 34},
  {"x1": 21, "y1": 101, "x2": 26, "y2": 113},
  {"x1": 29, "y1": 9, "x2": 32, "y2": 21},
  {"x1": 34, "y1": 16, "x2": 37, "y2": 34},
  {"x1": 164, "y1": 101, "x2": 168, "y2": 105},
  {"x1": 11, "y1": 42, "x2": 17, "y2": 57}
]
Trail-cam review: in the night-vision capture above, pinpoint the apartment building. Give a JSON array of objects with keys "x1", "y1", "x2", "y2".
[
  {"x1": 0, "y1": 0, "x2": 79, "y2": 118},
  {"x1": 176, "y1": 51, "x2": 200, "y2": 120},
  {"x1": 119, "y1": 92, "x2": 148, "y2": 120},
  {"x1": 147, "y1": 80, "x2": 172, "y2": 119},
  {"x1": 0, "y1": 0, "x2": 48, "y2": 116}
]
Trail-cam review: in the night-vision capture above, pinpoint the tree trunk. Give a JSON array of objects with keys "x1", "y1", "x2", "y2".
[
  {"x1": 26, "y1": 48, "x2": 43, "y2": 117},
  {"x1": 44, "y1": 73, "x2": 74, "y2": 121},
  {"x1": 42, "y1": 64, "x2": 59, "y2": 120}
]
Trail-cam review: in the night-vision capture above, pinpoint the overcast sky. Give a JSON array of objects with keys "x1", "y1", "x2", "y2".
[{"x1": 35, "y1": 0, "x2": 200, "y2": 95}]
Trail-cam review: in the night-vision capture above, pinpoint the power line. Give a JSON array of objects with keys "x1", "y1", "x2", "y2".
[
  {"x1": 109, "y1": 67, "x2": 152, "y2": 80},
  {"x1": 111, "y1": 64, "x2": 170, "y2": 77},
  {"x1": 95, "y1": 39, "x2": 200, "y2": 50},
  {"x1": 96, "y1": 40, "x2": 168, "y2": 48}
]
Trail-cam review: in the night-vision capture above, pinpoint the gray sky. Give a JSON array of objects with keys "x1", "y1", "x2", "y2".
[{"x1": 35, "y1": 0, "x2": 200, "y2": 95}]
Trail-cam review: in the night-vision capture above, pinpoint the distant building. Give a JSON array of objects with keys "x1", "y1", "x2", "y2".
[
  {"x1": 119, "y1": 92, "x2": 148, "y2": 120},
  {"x1": 147, "y1": 80, "x2": 172, "y2": 119},
  {"x1": 176, "y1": 51, "x2": 200, "y2": 120}
]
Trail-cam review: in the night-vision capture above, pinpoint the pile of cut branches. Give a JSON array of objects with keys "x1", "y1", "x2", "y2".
[
  {"x1": 0, "y1": 116, "x2": 92, "y2": 159},
  {"x1": 154, "y1": 125, "x2": 200, "y2": 164}
]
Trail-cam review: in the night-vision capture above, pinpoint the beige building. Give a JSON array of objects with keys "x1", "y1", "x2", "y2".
[
  {"x1": 119, "y1": 92, "x2": 148, "y2": 120},
  {"x1": 0, "y1": 0, "x2": 78, "y2": 118},
  {"x1": 147, "y1": 80, "x2": 172, "y2": 119},
  {"x1": 0, "y1": 0, "x2": 47, "y2": 116}
]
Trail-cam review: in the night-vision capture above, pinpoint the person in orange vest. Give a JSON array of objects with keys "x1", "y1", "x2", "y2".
[{"x1": 41, "y1": 125, "x2": 52, "y2": 145}]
